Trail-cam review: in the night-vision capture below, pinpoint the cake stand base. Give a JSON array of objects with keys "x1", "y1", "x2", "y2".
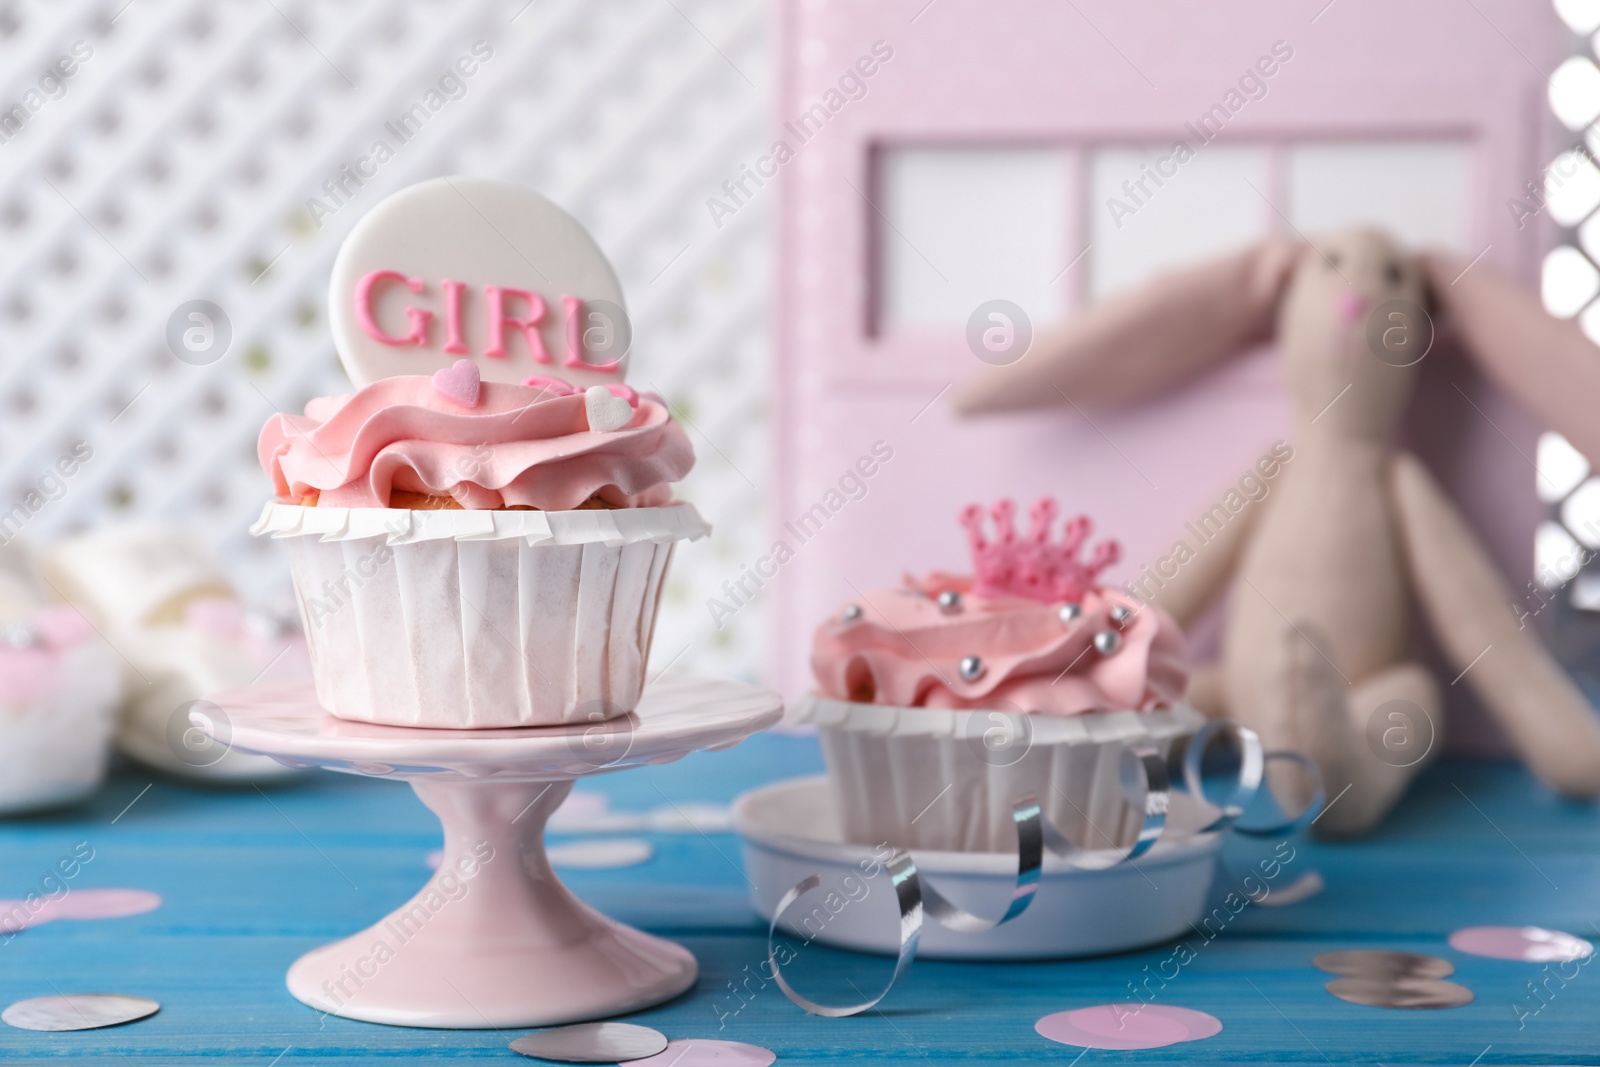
[
  {"x1": 205, "y1": 674, "x2": 782, "y2": 1030},
  {"x1": 287, "y1": 779, "x2": 695, "y2": 1029}
]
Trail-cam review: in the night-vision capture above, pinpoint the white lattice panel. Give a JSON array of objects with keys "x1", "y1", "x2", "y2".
[{"x1": 0, "y1": 0, "x2": 771, "y2": 683}]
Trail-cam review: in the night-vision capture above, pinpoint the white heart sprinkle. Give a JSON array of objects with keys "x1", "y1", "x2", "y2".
[{"x1": 584, "y1": 385, "x2": 634, "y2": 432}]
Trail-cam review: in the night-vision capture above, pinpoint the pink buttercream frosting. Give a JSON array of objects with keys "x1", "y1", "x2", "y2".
[
  {"x1": 257, "y1": 375, "x2": 694, "y2": 509},
  {"x1": 811, "y1": 576, "x2": 1188, "y2": 716}
]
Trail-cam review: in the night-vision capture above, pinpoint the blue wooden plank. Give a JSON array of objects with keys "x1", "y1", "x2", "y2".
[{"x1": 0, "y1": 735, "x2": 1595, "y2": 1063}]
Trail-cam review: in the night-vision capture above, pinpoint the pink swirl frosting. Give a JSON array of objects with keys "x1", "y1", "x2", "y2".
[
  {"x1": 257, "y1": 375, "x2": 694, "y2": 509},
  {"x1": 812, "y1": 578, "x2": 1188, "y2": 716}
]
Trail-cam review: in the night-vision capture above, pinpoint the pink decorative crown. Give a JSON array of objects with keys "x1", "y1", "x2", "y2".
[{"x1": 959, "y1": 498, "x2": 1121, "y2": 603}]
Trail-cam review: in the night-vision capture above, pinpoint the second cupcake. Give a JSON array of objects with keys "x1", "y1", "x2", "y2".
[{"x1": 796, "y1": 498, "x2": 1201, "y2": 852}]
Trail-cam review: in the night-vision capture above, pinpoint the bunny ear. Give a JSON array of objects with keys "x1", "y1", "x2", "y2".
[
  {"x1": 1420, "y1": 251, "x2": 1600, "y2": 464},
  {"x1": 953, "y1": 235, "x2": 1303, "y2": 415}
]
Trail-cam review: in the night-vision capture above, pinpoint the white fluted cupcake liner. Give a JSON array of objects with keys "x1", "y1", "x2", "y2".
[
  {"x1": 253, "y1": 503, "x2": 709, "y2": 729},
  {"x1": 794, "y1": 695, "x2": 1206, "y2": 853}
]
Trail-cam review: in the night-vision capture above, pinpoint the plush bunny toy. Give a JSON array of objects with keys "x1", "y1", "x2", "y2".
[{"x1": 954, "y1": 228, "x2": 1600, "y2": 835}]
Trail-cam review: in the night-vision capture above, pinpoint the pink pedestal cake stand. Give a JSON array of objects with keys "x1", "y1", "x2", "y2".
[{"x1": 205, "y1": 674, "x2": 782, "y2": 1029}]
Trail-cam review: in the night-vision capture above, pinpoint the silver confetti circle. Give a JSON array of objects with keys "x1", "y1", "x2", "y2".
[
  {"x1": 936, "y1": 590, "x2": 962, "y2": 614},
  {"x1": 3, "y1": 994, "x2": 160, "y2": 1032},
  {"x1": 509, "y1": 1022, "x2": 668, "y2": 1063},
  {"x1": 958, "y1": 655, "x2": 985, "y2": 681},
  {"x1": 842, "y1": 604, "x2": 863, "y2": 622},
  {"x1": 1314, "y1": 949, "x2": 1453, "y2": 980},
  {"x1": 1109, "y1": 604, "x2": 1133, "y2": 627},
  {"x1": 1093, "y1": 629, "x2": 1122, "y2": 655},
  {"x1": 1057, "y1": 603, "x2": 1082, "y2": 624},
  {"x1": 1325, "y1": 976, "x2": 1474, "y2": 1010}
]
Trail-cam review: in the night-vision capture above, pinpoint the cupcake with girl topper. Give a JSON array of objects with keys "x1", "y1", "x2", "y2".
[
  {"x1": 795, "y1": 498, "x2": 1202, "y2": 853},
  {"x1": 252, "y1": 177, "x2": 707, "y2": 729}
]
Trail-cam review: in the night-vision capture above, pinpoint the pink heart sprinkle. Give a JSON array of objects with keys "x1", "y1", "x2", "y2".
[{"x1": 431, "y1": 359, "x2": 481, "y2": 408}]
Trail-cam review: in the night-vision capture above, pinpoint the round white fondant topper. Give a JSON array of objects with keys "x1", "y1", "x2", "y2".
[{"x1": 328, "y1": 176, "x2": 629, "y2": 389}]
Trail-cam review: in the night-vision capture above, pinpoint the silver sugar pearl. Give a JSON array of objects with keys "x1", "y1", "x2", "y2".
[
  {"x1": 1057, "y1": 602, "x2": 1082, "y2": 625},
  {"x1": 1093, "y1": 629, "x2": 1122, "y2": 655},
  {"x1": 936, "y1": 590, "x2": 962, "y2": 614},
  {"x1": 842, "y1": 604, "x2": 863, "y2": 622},
  {"x1": 958, "y1": 655, "x2": 985, "y2": 682},
  {"x1": 1110, "y1": 604, "x2": 1134, "y2": 627}
]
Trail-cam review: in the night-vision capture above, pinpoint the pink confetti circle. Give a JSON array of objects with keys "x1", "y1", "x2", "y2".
[
  {"x1": 1142, "y1": 1002, "x2": 1224, "y2": 1040},
  {"x1": 0, "y1": 889, "x2": 161, "y2": 932},
  {"x1": 0, "y1": 899, "x2": 55, "y2": 933},
  {"x1": 1036, "y1": 1004, "x2": 1222, "y2": 1051},
  {"x1": 43, "y1": 889, "x2": 162, "y2": 920},
  {"x1": 1449, "y1": 926, "x2": 1594, "y2": 962},
  {"x1": 621, "y1": 1039, "x2": 777, "y2": 1066}
]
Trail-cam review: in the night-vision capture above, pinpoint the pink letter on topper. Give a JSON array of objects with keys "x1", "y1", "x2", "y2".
[
  {"x1": 563, "y1": 295, "x2": 584, "y2": 369},
  {"x1": 442, "y1": 279, "x2": 469, "y2": 355},
  {"x1": 355, "y1": 270, "x2": 432, "y2": 347},
  {"x1": 484, "y1": 286, "x2": 551, "y2": 363},
  {"x1": 561, "y1": 295, "x2": 621, "y2": 373}
]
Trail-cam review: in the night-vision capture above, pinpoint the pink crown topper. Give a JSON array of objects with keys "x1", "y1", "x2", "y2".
[{"x1": 959, "y1": 498, "x2": 1121, "y2": 603}]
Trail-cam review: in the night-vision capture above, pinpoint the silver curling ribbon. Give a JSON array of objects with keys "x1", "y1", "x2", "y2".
[
  {"x1": 1179, "y1": 720, "x2": 1325, "y2": 835},
  {"x1": 766, "y1": 854, "x2": 921, "y2": 1019},
  {"x1": 767, "y1": 744, "x2": 1170, "y2": 1016}
]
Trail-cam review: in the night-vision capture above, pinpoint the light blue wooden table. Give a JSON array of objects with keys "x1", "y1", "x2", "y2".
[{"x1": 0, "y1": 732, "x2": 1595, "y2": 1064}]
